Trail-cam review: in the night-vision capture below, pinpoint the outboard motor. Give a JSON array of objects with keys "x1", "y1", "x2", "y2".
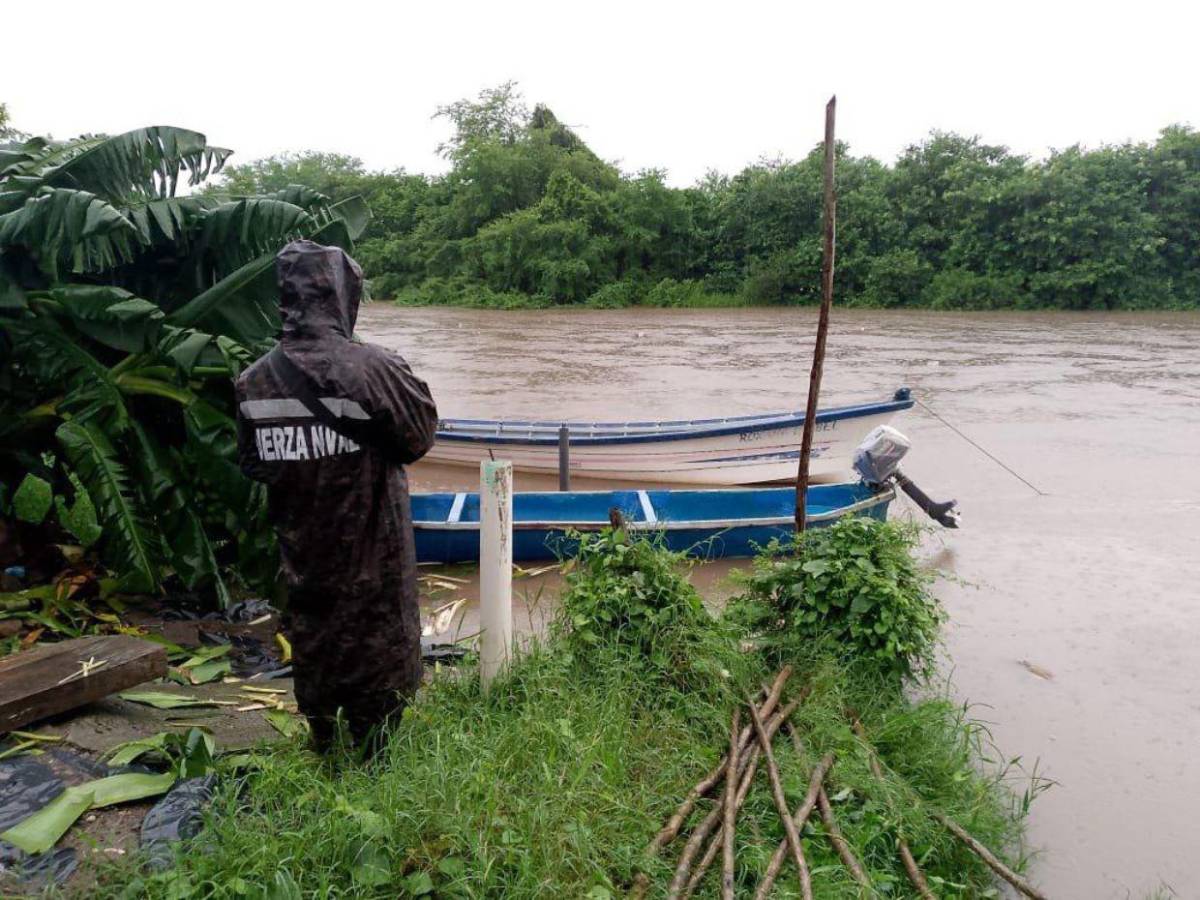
[{"x1": 853, "y1": 426, "x2": 960, "y2": 528}]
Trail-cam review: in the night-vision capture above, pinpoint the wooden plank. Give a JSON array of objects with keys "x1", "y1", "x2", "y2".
[{"x1": 0, "y1": 635, "x2": 167, "y2": 733}]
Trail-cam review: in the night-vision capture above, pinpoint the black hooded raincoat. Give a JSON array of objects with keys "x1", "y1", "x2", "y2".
[{"x1": 235, "y1": 240, "x2": 438, "y2": 744}]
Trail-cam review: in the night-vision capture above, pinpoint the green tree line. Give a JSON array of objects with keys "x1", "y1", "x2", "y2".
[{"x1": 218, "y1": 83, "x2": 1200, "y2": 310}]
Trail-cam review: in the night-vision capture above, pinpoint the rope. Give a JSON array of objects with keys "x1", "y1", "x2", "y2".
[{"x1": 915, "y1": 398, "x2": 1047, "y2": 497}]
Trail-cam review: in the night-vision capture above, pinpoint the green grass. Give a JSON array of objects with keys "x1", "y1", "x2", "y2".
[
  {"x1": 98, "y1": 645, "x2": 1040, "y2": 898},
  {"x1": 96, "y1": 526, "x2": 1044, "y2": 898}
]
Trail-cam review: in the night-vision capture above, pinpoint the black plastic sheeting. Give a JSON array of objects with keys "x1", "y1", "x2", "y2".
[
  {"x1": 0, "y1": 749, "x2": 176, "y2": 890},
  {"x1": 198, "y1": 631, "x2": 290, "y2": 680},
  {"x1": 0, "y1": 756, "x2": 79, "y2": 889},
  {"x1": 140, "y1": 775, "x2": 218, "y2": 871},
  {"x1": 420, "y1": 637, "x2": 467, "y2": 663}
]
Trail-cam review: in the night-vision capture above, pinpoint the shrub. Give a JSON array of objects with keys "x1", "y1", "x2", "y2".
[
  {"x1": 556, "y1": 528, "x2": 714, "y2": 673},
  {"x1": 922, "y1": 268, "x2": 1025, "y2": 309},
  {"x1": 640, "y1": 278, "x2": 706, "y2": 307},
  {"x1": 859, "y1": 248, "x2": 931, "y2": 307},
  {"x1": 738, "y1": 244, "x2": 822, "y2": 306},
  {"x1": 389, "y1": 277, "x2": 543, "y2": 308},
  {"x1": 731, "y1": 517, "x2": 943, "y2": 680},
  {"x1": 585, "y1": 280, "x2": 639, "y2": 308}
]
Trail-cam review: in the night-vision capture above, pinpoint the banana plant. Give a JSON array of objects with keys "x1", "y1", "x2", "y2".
[{"x1": 0, "y1": 126, "x2": 370, "y2": 604}]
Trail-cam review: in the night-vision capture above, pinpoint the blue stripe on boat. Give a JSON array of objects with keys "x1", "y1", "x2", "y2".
[
  {"x1": 435, "y1": 391, "x2": 914, "y2": 447},
  {"x1": 702, "y1": 449, "x2": 830, "y2": 464}
]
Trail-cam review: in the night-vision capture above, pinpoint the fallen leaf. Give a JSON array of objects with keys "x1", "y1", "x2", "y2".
[
  {"x1": 275, "y1": 633, "x2": 292, "y2": 664},
  {"x1": 264, "y1": 709, "x2": 307, "y2": 739},
  {"x1": 119, "y1": 691, "x2": 228, "y2": 710},
  {"x1": 0, "y1": 771, "x2": 176, "y2": 853},
  {"x1": 187, "y1": 658, "x2": 233, "y2": 685}
]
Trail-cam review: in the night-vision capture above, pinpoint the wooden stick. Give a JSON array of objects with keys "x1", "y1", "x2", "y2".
[
  {"x1": 850, "y1": 718, "x2": 934, "y2": 899},
  {"x1": 643, "y1": 667, "x2": 793, "y2": 860},
  {"x1": 934, "y1": 813, "x2": 1049, "y2": 900},
  {"x1": 682, "y1": 809, "x2": 723, "y2": 898},
  {"x1": 668, "y1": 698, "x2": 801, "y2": 899},
  {"x1": 746, "y1": 692, "x2": 811, "y2": 900},
  {"x1": 683, "y1": 734, "x2": 776, "y2": 897},
  {"x1": 817, "y1": 789, "x2": 870, "y2": 887},
  {"x1": 795, "y1": 94, "x2": 837, "y2": 534},
  {"x1": 721, "y1": 709, "x2": 739, "y2": 900},
  {"x1": 786, "y1": 724, "x2": 871, "y2": 888},
  {"x1": 754, "y1": 753, "x2": 832, "y2": 900},
  {"x1": 898, "y1": 843, "x2": 936, "y2": 900}
]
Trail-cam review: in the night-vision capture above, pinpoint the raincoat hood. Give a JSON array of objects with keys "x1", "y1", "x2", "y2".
[{"x1": 276, "y1": 239, "x2": 363, "y2": 340}]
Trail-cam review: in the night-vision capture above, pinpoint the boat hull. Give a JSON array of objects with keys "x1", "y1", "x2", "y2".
[
  {"x1": 412, "y1": 482, "x2": 893, "y2": 564},
  {"x1": 426, "y1": 393, "x2": 912, "y2": 486}
]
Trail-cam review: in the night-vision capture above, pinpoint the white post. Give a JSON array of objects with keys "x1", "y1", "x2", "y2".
[{"x1": 479, "y1": 460, "x2": 513, "y2": 689}]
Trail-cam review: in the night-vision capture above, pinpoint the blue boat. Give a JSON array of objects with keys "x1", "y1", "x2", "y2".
[{"x1": 412, "y1": 482, "x2": 894, "y2": 564}]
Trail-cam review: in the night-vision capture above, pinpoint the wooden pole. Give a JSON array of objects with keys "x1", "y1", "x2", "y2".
[
  {"x1": 479, "y1": 460, "x2": 513, "y2": 690},
  {"x1": 558, "y1": 425, "x2": 570, "y2": 491},
  {"x1": 795, "y1": 95, "x2": 837, "y2": 534}
]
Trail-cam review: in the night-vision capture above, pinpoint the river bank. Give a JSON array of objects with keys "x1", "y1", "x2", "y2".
[{"x1": 363, "y1": 304, "x2": 1200, "y2": 898}]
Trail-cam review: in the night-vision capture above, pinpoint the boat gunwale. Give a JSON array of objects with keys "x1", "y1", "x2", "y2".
[
  {"x1": 434, "y1": 394, "x2": 912, "y2": 447},
  {"x1": 412, "y1": 487, "x2": 894, "y2": 532}
]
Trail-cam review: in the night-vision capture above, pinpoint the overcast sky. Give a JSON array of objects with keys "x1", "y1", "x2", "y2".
[{"x1": 3, "y1": 0, "x2": 1195, "y2": 186}]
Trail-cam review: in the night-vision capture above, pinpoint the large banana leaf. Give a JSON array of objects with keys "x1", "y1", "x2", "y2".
[
  {"x1": 122, "y1": 196, "x2": 209, "y2": 245},
  {"x1": 327, "y1": 196, "x2": 372, "y2": 243},
  {"x1": 44, "y1": 284, "x2": 164, "y2": 352},
  {"x1": 180, "y1": 398, "x2": 278, "y2": 591},
  {"x1": 56, "y1": 420, "x2": 160, "y2": 593},
  {"x1": 0, "y1": 138, "x2": 52, "y2": 179},
  {"x1": 191, "y1": 197, "x2": 315, "y2": 277},
  {"x1": 265, "y1": 185, "x2": 334, "y2": 212},
  {"x1": 156, "y1": 324, "x2": 219, "y2": 375},
  {"x1": 182, "y1": 400, "x2": 250, "y2": 513},
  {"x1": 166, "y1": 196, "x2": 371, "y2": 343},
  {"x1": 0, "y1": 255, "x2": 26, "y2": 310},
  {"x1": 39, "y1": 127, "x2": 232, "y2": 200},
  {"x1": 9, "y1": 317, "x2": 130, "y2": 431},
  {"x1": 0, "y1": 136, "x2": 103, "y2": 185},
  {"x1": 129, "y1": 423, "x2": 229, "y2": 606},
  {"x1": 0, "y1": 187, "x2": 137, "y2": 278},
  {"x1": 1, "y1": 771, "x2": 177, "y2": 854}
]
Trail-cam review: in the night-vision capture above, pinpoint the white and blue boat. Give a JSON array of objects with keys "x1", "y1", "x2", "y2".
[
  {"x1": 412, "y1": 481, "x2": 894, "y2": 564},
  {"x1": 425, "y1": 389, "x2": 914, "y2": 486}
]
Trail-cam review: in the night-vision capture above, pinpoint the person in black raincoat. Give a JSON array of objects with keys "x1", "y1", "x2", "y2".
[{"x1": 235, "y1": 240, "x2": 438, "y2": 749}]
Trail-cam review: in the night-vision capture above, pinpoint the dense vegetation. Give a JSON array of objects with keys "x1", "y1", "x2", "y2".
[
  {"x1": 0, "y1": 121, "x2": 368, "y2": 603},
  {"x1": 102, "y1": 524, "x2": 1041, "y2": 898},
  {"x1": 732, "y1": 518, "x2": 944, "y2": 680},
  {"x1": 216, "y1": 83, "x2": 1200, "y2": 311}
]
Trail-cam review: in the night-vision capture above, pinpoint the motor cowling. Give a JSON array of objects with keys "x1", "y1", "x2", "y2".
[
  {"x1": 853, "y1": 425, "x2": 960, "y2": 528},
  {"x1": 853, "y1": 425, "x2": 911, "y2": 488}
]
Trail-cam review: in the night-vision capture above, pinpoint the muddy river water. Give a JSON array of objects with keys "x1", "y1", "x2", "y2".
[{"x1": 359, "y1": 304, "x2": 1200, "y2": 898}]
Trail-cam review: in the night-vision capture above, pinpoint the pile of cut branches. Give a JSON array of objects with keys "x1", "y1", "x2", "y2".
[{"x1": 634, "y1": 665, "x2": 1050, "y2": 899}]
